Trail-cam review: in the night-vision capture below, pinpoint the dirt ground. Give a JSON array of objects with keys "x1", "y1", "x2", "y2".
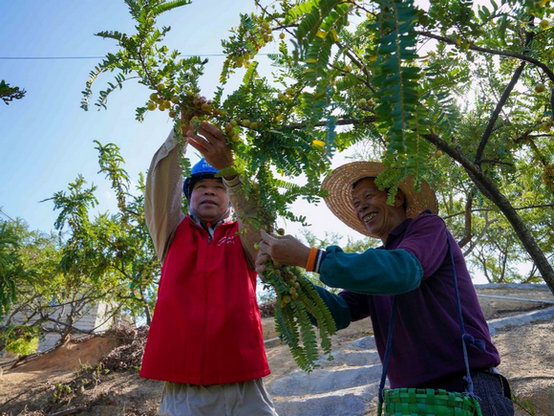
[{"x1": 1, "y1": 286, "x2": 553, "y2": 416}]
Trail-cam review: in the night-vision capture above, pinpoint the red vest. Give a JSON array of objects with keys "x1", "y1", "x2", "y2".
[{"x1": 140, "y1": 216, "x2": 270, "y2": 385}]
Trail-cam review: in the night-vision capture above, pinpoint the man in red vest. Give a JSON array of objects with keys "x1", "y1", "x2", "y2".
[{"x1": 140, "y1": 121, "x2": 278, "y2": 416}]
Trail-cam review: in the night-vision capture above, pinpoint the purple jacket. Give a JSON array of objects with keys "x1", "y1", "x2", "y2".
[{"x1": 323, "y1": 212, "x2": 500, "y2": 388}]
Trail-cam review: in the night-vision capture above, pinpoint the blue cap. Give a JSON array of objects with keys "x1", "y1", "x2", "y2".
[{"x1": 183, "y1": 158, "x2": 220, "y2": 199}]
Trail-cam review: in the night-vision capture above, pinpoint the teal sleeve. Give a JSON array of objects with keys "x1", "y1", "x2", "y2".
[
  {"x1": 309, "y1": 280, "x2": 352, "y2": 330},
  {"x1": 319, "y1": 246, "x2": 423, "y2": 295}
]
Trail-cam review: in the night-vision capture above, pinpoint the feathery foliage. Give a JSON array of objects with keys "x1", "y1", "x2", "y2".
[{"x1": 262, "y1": 260, "x2": 336, "y2": 372}]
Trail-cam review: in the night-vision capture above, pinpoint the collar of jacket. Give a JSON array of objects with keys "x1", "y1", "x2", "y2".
[{"x1": 189, "y1": 211, "x2": 231, "y2": 241}]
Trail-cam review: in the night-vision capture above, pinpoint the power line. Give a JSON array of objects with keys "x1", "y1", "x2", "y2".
[
  {"x1": 0, "y1": 56, "x2": 105, "y2": 60},
  {"x1": 0, "y1": 53, "x2": 271, "y2": 61},
  {"x1": 0, "y1": 207, "x2": 15, "y2": 222}
]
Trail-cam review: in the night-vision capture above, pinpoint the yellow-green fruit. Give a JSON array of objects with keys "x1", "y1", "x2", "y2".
[
  {"x1": 150, "y1": 93, "x2": 159, "y2": 101},
  {"x1": 535, "y1": 84, "x2": 546, "y2": 93},
  {"x1": 201, "y1": 103, "x2": 212, "y2": 112},
  {"x1": 539, "y1": 19, "x2": 549, "y2": 30},
  {"x1": 312, "y1": 139, "x2": 325, "y2": 149},
  {"x1": 147, "y1": 102, "x2": 156, "y2": 111},
  {"x1": 171, "y1": 96, "x2": 179, "y2": 104},
  {"x1": 169, "y1": 110, "x2": 176, "y2": 118},
  {"x1": 279, "y1": 32, "x2": 285, "y2": 39}
]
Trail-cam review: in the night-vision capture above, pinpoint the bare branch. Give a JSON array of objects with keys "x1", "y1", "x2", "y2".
[
  {"x1": 443, "y1": 203, "x2": 554, "y2": 220},
  {"x1": 417, "y1": 30, "x2": 554, "y2": 82},
  {"x1": 475, "y1": 61, "x2": 526, "y2": 165}
]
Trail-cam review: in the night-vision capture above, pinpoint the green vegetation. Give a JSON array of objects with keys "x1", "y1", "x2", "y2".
[{"x1": 0, "y1": 80, "x2": 26, "y2": 105}]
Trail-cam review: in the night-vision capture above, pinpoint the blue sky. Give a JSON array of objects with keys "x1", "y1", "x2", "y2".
[{"x1": 0, "y1": 0, "x2": 362, "y2": 243}]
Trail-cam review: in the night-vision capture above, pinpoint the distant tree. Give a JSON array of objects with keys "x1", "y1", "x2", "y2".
[
  {"x1": 92, "y1": 140, "x2": 160, "y2": 324},
  {"x1": 0, "y1": 219, "x2": 60, "y2": 353},
  {"x1": 0, "y1": 80, "x2": 26, "y2": 105},
  {"x1": 0, "y1": 220, "x2": 23, "y2": 318},
  {"x1": 0, "y1": 142, "x2": 160, "y2": 357},
  {"x1": 47, "y1": 141, "x2": 160, "y2": 329}
]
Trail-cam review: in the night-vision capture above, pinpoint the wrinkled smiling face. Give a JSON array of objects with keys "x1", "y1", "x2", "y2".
[
  {"x1": 189, "y1": 178, "x2": 230, "y2": 223},
  {"x1": 351, "y1": 178, "x2": 406, "y2": 241}
]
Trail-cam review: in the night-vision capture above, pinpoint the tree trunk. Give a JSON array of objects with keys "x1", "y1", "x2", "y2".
[
  {"x1": 425, "y1": 133, "x2": 554, "y2": 296},
  {"x1": 144, "y1": 303, "x2": 152, "y2": 326}
]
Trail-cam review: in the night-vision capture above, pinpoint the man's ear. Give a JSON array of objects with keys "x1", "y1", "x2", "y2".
[{"x1": 394, "y1": 190, "x2": 406, "y2": 207}]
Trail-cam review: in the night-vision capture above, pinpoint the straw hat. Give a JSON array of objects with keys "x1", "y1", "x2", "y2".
[{"x1": 321, "y1": 161, "x2": 438, "y2": 237}]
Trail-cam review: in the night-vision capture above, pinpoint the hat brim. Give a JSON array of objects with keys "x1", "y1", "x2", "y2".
[{"x1": 321, "y1": 161, "x2": 438, "y2": 238}]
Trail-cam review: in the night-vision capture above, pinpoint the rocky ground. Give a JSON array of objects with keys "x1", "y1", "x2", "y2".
[{"x1": 1, "y1": 284, "x2": 553, "y2": 416}]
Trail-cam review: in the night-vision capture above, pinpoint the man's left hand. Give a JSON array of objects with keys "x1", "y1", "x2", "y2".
[{"x1": 185, "y1": 121, "x2": 233, "y2": 171}]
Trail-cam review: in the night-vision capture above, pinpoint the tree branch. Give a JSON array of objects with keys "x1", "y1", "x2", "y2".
[
  {"x1": 475, "y1": 61, "x2": 526, "y2": 164},
  {"x1": 462, "y1": 215, "x2": 498, "y2": 257},
  {"x1": 458, "y1": 189, "x2": 474, "y2": 248},
  {"x1": 417, "y1": 30, "x2": 554, "y2": 82},
  {"x1": 47, "y1": 406, "x2": 88, "y2": 416},
  {"x1": 287, "y1": 115, "x2": 376, "y2": 130},
  {"x1": 479, "y1": 159, "x2": 515, "y2": 167},
  {"x1": 335, "y1": 41, "x2": 376, "y2": 93},
  {"x1": 443, "y1": 203, "x2": 554, "y2": 220},
  {"x1": 424, "y1": 131, "x2": 554, "y2": 291}
]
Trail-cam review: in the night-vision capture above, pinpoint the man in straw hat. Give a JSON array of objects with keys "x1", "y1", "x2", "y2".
[{"x1": 256, "y1": 161, "x2": 514, "y2": 415}]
